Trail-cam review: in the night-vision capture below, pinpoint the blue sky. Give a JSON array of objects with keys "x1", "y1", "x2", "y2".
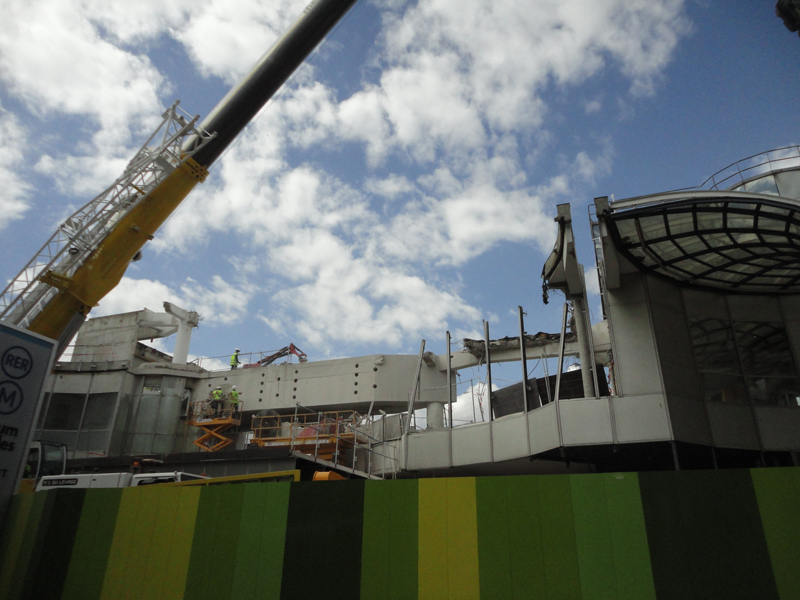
[{"x1": 1, "y1": 0, "x2": 798, "y2": 381}]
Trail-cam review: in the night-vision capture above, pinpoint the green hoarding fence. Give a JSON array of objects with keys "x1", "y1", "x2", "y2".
[{"x1": 0, "y1": 468, "x2": 797, "y2": 599}]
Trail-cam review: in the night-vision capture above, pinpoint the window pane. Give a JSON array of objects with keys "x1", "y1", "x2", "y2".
[
  {"x1": 81, "y1": 392, "x2": 117, "y2": 430},
  {"x1": 733, "y1": 321, "x2": 798, "y2": 378},
  {"x1": 689, "y1": 317, "x2": 740, "y2": 374},
  {"x1": 775, "y1": 170, "x2": 800, "y2": 200},
  {"x1": 744, "y1": 174, "x2": 780, "y2": 196},
  {"x1": 43, "y1": 393, "x2": 85, "y2": 430}
]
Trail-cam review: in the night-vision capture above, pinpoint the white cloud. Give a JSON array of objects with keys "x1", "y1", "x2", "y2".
[
  {"x1": 94, "y1": 275, "x2": 254, "y2": 325},
  {"x1": 0, "y1": 0, "x2": 691, "y2": 352},
  {"x1": 0, "y1": 107, "x2": 31, "y2": 230}
]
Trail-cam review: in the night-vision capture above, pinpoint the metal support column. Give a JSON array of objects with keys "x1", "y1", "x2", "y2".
[{"x1": 519, "y1": 307, "x2": 532, "y2": 456}]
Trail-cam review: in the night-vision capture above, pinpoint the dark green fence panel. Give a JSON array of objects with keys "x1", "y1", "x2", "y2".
[
  {"x1": 476, "y1": 477, "x2": 514, "y2": 600},
  {"x1": 640, "y1": 470, "x2": 779, "y2": 600},
  {"x1": 206, "y1": 484, "x2": 246, "y2": 600},
  {"x1": 570, "y1": 474, "x2": 618, "y2": 600},
  {"x1": 184, "y1": 485, "x2": 225, "y2": 600},
  {"x1": 505, "y1": 475, "x2": 547, "y2": 600},
  {"x1": 26, "y1": 489, "x2": 86, "y2": 600},
  {"x1": 281, "y1": 480, "x2": 365, "y2": 600},
  {"x1": 387, "y1": 480, "x2": 417, "y2": 600},
  {"x1": 362, "y1": 480, "x2": 392, "y2": 600},
  {"x1": 61, "y1": 488, "x2": 122, "y2": 600},
  {"x1": 601, "y1": 473, "x2": 655, "y2": 600},
  {"x1": 751, "y1": 468, "x2": 800, "y2": 600},
  {"x1": 538, "y1": 475, "x2": 581, "y2": 600}
]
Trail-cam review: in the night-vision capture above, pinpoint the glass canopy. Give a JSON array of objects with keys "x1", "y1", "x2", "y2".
[{"x1": 607, "y1": 195, "x2": 800, "y2": 293}]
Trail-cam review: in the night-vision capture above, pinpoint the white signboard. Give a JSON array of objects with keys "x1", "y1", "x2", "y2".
[{"x1": 0, "y1": 322, "x2": 56, "y2": 523}]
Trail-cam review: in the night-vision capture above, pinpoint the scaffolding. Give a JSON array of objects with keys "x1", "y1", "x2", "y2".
[{"x1": 251, "y1": 406, "x2": 395, "y2": 479}]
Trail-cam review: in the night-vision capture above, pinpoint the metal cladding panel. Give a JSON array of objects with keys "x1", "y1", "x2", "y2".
[
  {"x1": 54, "y1": 373, "x2": 92, "y2": 395},
  {"x1": 559, "y1": 398, "x2": 614, "y2": 446},
  {"x1": 528, "y1": 402, "x2": 560, "y2": 454},
  {"x1": 406, "y1": 430, "x2": 449, "y2": 470},
  {"x1": 452, "y1": 422, "x2": 491, "y2": 467},
  {"x1": 607, "y1": 295, "x2": 664, "y2": 398},
  {"x1": 706, "y1": 402, "x2": 760, "y2": 449},
  {"x1": 754, "y1": 406, "x2": 800, "y2": 450},
  {"x1": 647, "y1": 278, "x2": 702, "y2": 401},
  {"x1": 612, "y1": 394, "x2": 671, "y2": 443},
  {"x1": 492, "y1": 412, "x2": 528, "y2": 462},
  {"x1": 727, "y1": 294, "x2": 782, "y2": 323},
  {"x1": 664, "y1": 394, "x2": 712, "y2": 445}
]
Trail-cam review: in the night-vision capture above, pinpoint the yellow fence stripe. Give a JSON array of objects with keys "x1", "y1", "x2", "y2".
[{"x1": 419, "y1": 479, "x2": 448, "y2": 600}]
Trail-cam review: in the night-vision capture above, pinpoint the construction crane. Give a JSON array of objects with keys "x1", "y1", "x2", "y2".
[{"x1": 0, "y1": 0, "x2": 359, "y2": 352}]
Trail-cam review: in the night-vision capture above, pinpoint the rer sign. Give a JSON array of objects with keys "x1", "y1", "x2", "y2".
[{"x1": 0, "y1": 322, "x2": 56, "y2": 524}]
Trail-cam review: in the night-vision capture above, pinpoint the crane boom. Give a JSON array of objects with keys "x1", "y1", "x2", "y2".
[{"x1": 0, "y1": 0, "x2": 359, "y2": 351}]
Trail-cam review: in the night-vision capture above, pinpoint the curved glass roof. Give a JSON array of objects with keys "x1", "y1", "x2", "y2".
[{"x1": 607, "y1": 193, "x2": 800, "y2": 294}]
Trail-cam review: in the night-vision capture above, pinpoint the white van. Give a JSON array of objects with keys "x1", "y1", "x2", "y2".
[{"x1": 36, "y1": 471, "x2": 206, "y2": 491}]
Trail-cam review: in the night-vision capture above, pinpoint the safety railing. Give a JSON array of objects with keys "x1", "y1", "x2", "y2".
[
  {"x1": 251, "y1": 405, "x2": 398, "y2": 478},
  {"x1": 189, "y1": 350, "x2": 305, "y2": 372},
  {"x1": 700, "y1": 145, "x2": 800, "y2": 191},
  {"x1": 187, "y1": 400, "x2": 244, "y2": 424}
]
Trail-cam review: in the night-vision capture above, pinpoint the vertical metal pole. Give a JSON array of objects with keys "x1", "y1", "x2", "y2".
[
  {"x1": 671, "y1": 441, "x2": 681, "y2": 471},
  {"x1": 518, "y1": 307, "x2": 529, "y2": 412},
  {"x1": 471, "y1": 380, "x2": 477, "y2": 423},
  {"x1": 554, "y1": 303, "x2": 569, "y2": 403},
  {"x1": 484, "y1": 320, "x2": 495, "y2": 463},
  {"x1": 314, "y1": 411, "x2": 321, "y2": 459},
  {"x1": 519, "y1": 307, "x2": 532, "y2": 457},
  {"x1": 335, "y1": 419, "x2": 340, "y2": 467},
  {"x1": 405, "y1": 340, "x2": 427, "y2": 431},
  {"x1": 404, "y1": 339, "x2": 426, "y2": 470},
  {"x1": 541, "y1": 351, "x2": 552, "y2": 405},
  {"x1": 291, "y1": 403, "x2": 299, "y2": 453},
  {"x1": 483, "y1": 320, "x2": 493, "y2": 421},
  {"x1": 446, "y1": 330, "x2": 453, "y2": 468},
  {"x1": 554, "y1": 302, "x2": 569, "y2": 449},
  {"x1": 447, "y1": 331, "x2": 453, "y2": 426}
]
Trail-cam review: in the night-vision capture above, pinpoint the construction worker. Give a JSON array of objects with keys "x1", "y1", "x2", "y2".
[
  {"x1": 230, "y1": 348, "x2": 241, "y2": 370},
  {"x1": 229, "y1": 386, "x2": 240, "y2": 417},
  {"x1": 210, "y1": 386, "x2": 224, "y2": 417}
]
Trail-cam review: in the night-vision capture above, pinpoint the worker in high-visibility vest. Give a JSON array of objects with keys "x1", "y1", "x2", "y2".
[
  {"x1": 210, "y1": 386, "x2": 224, "y2": 417},
  {"x1": 230, "y1": 348, "x2": 241, "y2": 370},
  {"x1": 229, "y1": 386, "x2": 240, "y2": 417}
]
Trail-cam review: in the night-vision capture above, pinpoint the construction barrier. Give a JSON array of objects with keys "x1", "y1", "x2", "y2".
[{"x1": 0, "y1": 468, "x2": 799, "y2": 599}]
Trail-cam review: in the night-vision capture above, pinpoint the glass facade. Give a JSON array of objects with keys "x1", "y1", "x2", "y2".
[{"x1": 689, "y1": 317, "x2": 800, "y2": 407}]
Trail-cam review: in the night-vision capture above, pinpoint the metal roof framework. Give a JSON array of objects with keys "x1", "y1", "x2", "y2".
[{"x1": 606, "y1": 191, "x2": 800, "y2": 294}]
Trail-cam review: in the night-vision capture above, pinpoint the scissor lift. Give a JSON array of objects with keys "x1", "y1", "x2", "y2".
[{"x1": 187, "y1": 401, "x2": 243, "y2": 452}]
